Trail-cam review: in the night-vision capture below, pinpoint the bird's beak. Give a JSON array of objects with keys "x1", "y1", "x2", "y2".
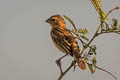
[{"x1": 45, "y1": 18, "x2": 51, "y2": 23}]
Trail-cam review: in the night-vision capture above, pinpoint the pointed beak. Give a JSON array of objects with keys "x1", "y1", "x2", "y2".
[{"x1": 45, "y1": 18, "x2": 51, "y2": 23}]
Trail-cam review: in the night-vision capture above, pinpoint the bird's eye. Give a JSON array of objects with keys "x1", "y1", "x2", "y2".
[{"x1": 51, "y1": 19, "x2": 56, "y2": 21}]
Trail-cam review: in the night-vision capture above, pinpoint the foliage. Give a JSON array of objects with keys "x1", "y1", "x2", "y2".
[{"x1": 57, "y1": 0, "x2": 120, "y2": 80}]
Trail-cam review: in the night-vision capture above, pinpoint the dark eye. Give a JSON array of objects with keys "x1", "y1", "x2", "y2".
[{"x1": 51, "y1": 19, "x2": 56, "y2": 21}]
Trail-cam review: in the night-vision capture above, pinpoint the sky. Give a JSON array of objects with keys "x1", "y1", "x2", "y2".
[{"x1": 0, "y1": 0, "x2": 120, "y2": 80}]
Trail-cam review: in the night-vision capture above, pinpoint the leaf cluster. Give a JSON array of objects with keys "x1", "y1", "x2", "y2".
[{"x1": 97, "y1": 18, "x2": 120, "y2": 35}]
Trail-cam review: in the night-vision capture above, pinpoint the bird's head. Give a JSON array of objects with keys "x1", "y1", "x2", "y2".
[{"x1": 45, "y1": 15, "x2": 66, "y2": 29}]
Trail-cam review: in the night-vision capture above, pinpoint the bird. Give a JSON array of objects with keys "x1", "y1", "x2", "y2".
[{"x1": 45, "y1": 15, "x2": 86, "y2": 73}]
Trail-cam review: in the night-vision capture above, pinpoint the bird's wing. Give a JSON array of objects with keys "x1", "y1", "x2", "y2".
[{"x1": 51, "y1": 29, "x2": 72, "y2": 55}]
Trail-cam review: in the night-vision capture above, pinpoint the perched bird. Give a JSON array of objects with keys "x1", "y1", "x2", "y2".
[{"x1": 45, "y1": 15, "x2": 86, "y2": 73}]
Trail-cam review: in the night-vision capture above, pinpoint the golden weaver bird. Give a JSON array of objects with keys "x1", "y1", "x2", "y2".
[{"x1": 45, "y1": 15, "x2": 86, "y2": 73}]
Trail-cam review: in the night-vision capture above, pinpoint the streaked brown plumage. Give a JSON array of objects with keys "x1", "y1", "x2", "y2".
[{"x1": 45, "y1": 15, "x2": 86, "y2": 72}]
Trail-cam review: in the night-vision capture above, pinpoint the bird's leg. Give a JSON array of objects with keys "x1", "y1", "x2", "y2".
[
  {"x1": 73, "y1": 59, "x2": 77, "y2": 71},
  {"x1": 56, "y1": 54, "x2": 68, "y2": 74}
]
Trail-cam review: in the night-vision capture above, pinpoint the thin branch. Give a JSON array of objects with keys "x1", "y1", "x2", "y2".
[
  {"x1": 94, "y1": 65, "x2": 118, "y2": 80},
  {"x1": 58, "y1": 61, "x2": 76, "y2": 80},
  {"x1": 97, "y1": 31, "x2": 120, "y2": 36}
]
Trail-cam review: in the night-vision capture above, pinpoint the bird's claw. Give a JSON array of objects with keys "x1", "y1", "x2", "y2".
[
  {"x1": 56, "y1": 59, "x2": 63, "y2": 74},
  {"x1": 72, "y1": 61, "x2": 77, "y2": 72}
]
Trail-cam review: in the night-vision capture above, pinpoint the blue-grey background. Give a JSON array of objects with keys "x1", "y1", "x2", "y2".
[{"x1": 0, "y1": 0, "x2": 120, "y2": 80}]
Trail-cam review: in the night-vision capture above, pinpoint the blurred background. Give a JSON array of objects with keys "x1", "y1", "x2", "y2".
[{"x1": 0, "y1": 0, "x2": 120, "y2": 80}]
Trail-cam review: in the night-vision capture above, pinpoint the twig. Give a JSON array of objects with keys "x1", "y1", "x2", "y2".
[
  {"x1": 94, "y1": 65, "x2": 118, "y2": 80},
  {"x1": 58, "y1": 61, "x2": 76, "y2": 80},
  {"x1": 97, "y1": 31, "x2": 120, "y2": 36}
]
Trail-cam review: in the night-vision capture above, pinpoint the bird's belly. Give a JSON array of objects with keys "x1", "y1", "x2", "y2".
[{"x1": 53, "y1": 41, "x2": 67, "y2": 54}]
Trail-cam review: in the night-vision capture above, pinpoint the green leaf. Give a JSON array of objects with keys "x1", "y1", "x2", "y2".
[
  {"x1": 109, "y1": 28, "x2": 114, "y2": 32},
  {"x1": 81, "y1": 35, "x2": 89, "y2": 41},
  {"x1": 104, "y1": 22, "x2": 109, "y2": 31},
  {"x1": 92, "y1": 0, "x2": 102, "y2": 9},
  {"x1": 99, "y1": 9, "x2": 104, "y2": 22},
  {"x1": 99, "y1": 9, "x2": 108, "y2": 22},
  {"x1": 90, "y1": 45, "x2": 97, "y2": 55},
  {"x1": 88, "y1": 64, "x2": 94, "y2": 74},
  {"x1": 91, "y1": 0, "x2": 108, "y2": 22},
  {"x1": 111, "y1": 18, "x2": 118, "y2": 30},
  {"x1": 78, "y1": 28, "x2": 89, "y2": 34},
  {"x1": 101, "y1": 28, "x2": 105, "y2": 31},
  {"x1": 118, "y1": 25, "x2": 120, "y2": 30},
  {"x1": 70, "y1": 29, "x2": 78, "y2": 35},
  {"x1": 97, "y1": 0, "x2": 102, "y2": 8},
  {"x1": 92, "y1": 57, "x2": 97, "y2": 65},
  {"x1": 63, "y1": 15, "x2": 77, "y2": 31}
]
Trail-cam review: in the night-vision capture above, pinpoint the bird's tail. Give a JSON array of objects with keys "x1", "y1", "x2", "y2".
[
  {"x1": 74, "y1": 53, "x2": 86, "y2": 70},
  {"x1": 76, "y1": 57, "x2": 86, "y2": 70}
]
